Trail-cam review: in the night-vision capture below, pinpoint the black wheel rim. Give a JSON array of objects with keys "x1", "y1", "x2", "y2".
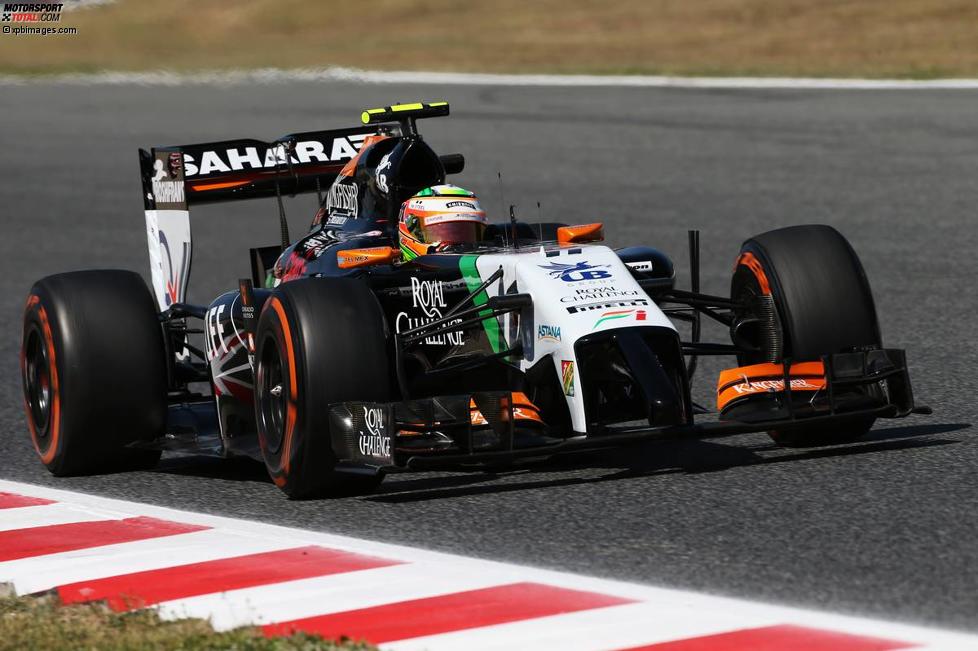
[
  {"x1": 23, "y1": 327, "x2": 51, "y2": 438},
  {"x1": 257, "y1": 333, "x2": 286, "y2": 455},
  {"x1": 731, "y1": 267, "x2": 775, "y2": 366}
]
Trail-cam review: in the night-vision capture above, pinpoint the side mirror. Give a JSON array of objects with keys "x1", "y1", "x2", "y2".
[
  {"x1": 557, "y1": 223, "x2": 604, "y2": 244},
  {"x1": 337, "y1": 246, "x2": 401, "y2": 270}
]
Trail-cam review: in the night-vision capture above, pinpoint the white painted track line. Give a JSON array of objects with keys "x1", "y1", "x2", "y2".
[{"x1": 2, "y1": 68, "x2": 978, "y2": 89}]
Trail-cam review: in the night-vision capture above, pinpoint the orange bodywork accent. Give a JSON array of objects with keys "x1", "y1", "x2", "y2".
[
  {"x1": 469, "y1": 392, "x2": 545, "y2": 426},
  {"x1": 396, "y1": 392, "x2": 544, "y2": 435},
  {"x1": 736, "y1": 251, "x2": 772, "y2": 295},
  {"x1": 190, "y1": 180, "x2": 251, "y2": 192},
  {"x1": 717, "y1": 361, "x2": 826, "y2": 411},
  {"x1": 268, "y1": 297, "x2": 298, "y2": 474},
  {"x1": 557, "y1": 223, "x2": 604, "y2": 244},
  {"x1": 337, "y1": 246, "x2": 400, "y2": 269}
]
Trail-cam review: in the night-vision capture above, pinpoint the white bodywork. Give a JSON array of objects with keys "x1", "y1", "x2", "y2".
[
  {"x1": 468, "y1": 244, "x2": 675, "y2": 433},
  {"x1": 144, "y1": 209, "x2": 192, "y2": 311}
]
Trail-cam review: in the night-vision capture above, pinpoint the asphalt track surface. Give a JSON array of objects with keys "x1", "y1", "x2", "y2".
[{"x1": 1, "y1": 82, "x2": 976, "y2": 631}]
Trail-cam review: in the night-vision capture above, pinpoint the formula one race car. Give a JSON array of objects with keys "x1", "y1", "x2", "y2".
[{"x1": 21, "y1": 101, "x2": 929, "y2": 497}]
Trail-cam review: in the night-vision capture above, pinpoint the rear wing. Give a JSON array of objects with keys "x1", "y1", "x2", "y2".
[
  {"x1": 140, "y1": 101, "x2": 455, "y2": 311},
  {"x1": 139, "y1": 124, "x2": 393, "y2": 310},
  {"x1": 138, "y1": 124, "x2": 388, "y2": 210}
]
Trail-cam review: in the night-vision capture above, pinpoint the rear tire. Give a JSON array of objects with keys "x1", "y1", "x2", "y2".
[
  {"x1": 21, "y1": 270, "x2": 166, "y2": 475},
  {"x1": 731, "y1": 225, "x2": 882, "y2": 447},
  {"x1": 255, "y1": 278, "x2": 390, "y2": 498}
]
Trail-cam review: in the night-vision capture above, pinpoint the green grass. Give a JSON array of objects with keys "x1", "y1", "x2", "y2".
[{"x1": 0, "y1": 594, "x2": 375, "y2": 651}]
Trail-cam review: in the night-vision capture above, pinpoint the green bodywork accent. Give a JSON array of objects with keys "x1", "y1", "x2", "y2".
[{"x1": 459, "y1": 254, "x2": 502, "y2": 354}]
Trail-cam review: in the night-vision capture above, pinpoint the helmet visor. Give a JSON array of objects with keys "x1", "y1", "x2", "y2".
[{"x1": 420, "y1": 214, "x2": 487, "y2": 244}]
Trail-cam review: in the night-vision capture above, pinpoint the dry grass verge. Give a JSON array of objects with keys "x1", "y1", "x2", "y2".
[
  {"x1": 0, "y1": 593, "x2": 375, "y2": 651},
  {"x1": 0, "y1": 0, "x2": 977, "y2": 78}
]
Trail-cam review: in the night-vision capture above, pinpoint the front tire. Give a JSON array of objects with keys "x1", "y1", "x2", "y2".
[
  {"x1": 255, "y1": 278, "x2": 390, "y2": 498},
  {"x1": 731, "y1": 225, "x2": 882, "y2": 447},
  {"x1": 21, "y1": 270, "x2": 166, "y2": 475}
]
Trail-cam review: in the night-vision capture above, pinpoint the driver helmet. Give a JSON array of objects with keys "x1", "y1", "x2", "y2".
[{"x1": 398, "y1": 185, "x2": 488, "y2": 260}]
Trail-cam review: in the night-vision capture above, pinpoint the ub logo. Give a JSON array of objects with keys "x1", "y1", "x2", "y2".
[{"x1": 539, "y1": 261, "x2": 611, "y2": 282}]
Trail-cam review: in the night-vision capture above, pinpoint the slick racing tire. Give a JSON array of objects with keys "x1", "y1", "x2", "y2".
[
  {"x1": 255, "y1": 278, "x2": 390, "y2": 498},
  {"x1": 21, "y1": 270, "x2": 166, "y2": 475},
  {"x1": 731, "y1": 224, "x2": 881, "y2": 447}
]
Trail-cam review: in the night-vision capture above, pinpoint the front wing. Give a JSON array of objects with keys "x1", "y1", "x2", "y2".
[{"x1": 330, "y1": 348, "x2": 926, "y2": 474}]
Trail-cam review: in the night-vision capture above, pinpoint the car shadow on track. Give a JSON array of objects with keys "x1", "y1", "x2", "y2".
[
  {"x1": 154, "y1": 455, "x2": 274, "y2": 484},
  {"x1": 366, "y1": 422, "x2": 971, "y2": 503}
]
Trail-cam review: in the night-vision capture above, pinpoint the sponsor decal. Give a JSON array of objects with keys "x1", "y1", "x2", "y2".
[
  {"x1": 299, "y1": 230, "x2": 338, "y2": 259},
  {"x1": 423, "y1": 213, "x2": 487, "y2": 225},
  {"x1": 181, "y1": 134, "x2": 367, "y2": 178},
  {"x1": 158, "y1": 228, "x2": 189, "y2": 307},
  {"x1": 151, "y1": 153, "x2": 185, "y2": 208},
  {"x1": 395, "y1": 277, "x2": 464, "y2": 346},
  {"x1": 326, "y1": 182, "x2": 359, "y2": 219},
  {"x1": 566, "y1": 299, "x2": 649, "y2": 315},
  {"x1": 375, "y1": 151, "x2": 393, "y2": 195},
  {"x1": 561, "y1": 360, "x2": 575, "y2": 397},
  {"x1": 203, "y1": 299, "x2": 252, "y2": 398},
  {"x1": 2, "y1": 2, "x2": 62, "y2": 22},
  {"x1": 560, "y1": 287, "x2": 640, "y2": 303},
  {"x1": 537, "y1": 324, "x2": 561, "y2": 342},
  {"x1": 731, "y1": 378, "x2": 821, "y2": 395},
  {"x1": 326, "y1": 215, "x2": 348, "y2": 226},
  {"x1": 167, "y1": 152, "x2": 182, "y2": 176},
  {"x1": 593, "y1": 308, "x2": 646, "y2": 329},
  {"x1": 358, "y1": 406, "x2": 391, "y2": 461},
  {"x1": 539, "y1": 260, "x2": 612, "y2": 282},
  {"x1": 411, "y1": 277, "x2": 446, "y2": 316},
  {"x1": 445, "y1": 200, "x2": 477, "y2": 210},
  {"x1": 625, "y1": 260, "x2": 653, "y2": 272},
  {"x1": 204, "y1": 304, "x2": 228, "y2": 362}
]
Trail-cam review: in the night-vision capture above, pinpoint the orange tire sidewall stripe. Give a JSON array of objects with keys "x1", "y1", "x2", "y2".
[
  {"x1": 268, "y1": 297, "x2": 298, "y2": 476},
  {"x1": 736, "y1": 251, "x2": 772, "y2": 295},
  {"x1": 24, "y1": 297, "x2": 61, "y2": 465},
  {"x1": 21, "y1": 297, "x2": 39, "y2": 449}
]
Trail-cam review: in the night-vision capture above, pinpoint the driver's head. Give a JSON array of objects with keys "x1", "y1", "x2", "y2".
[{"x1": 398, "y1": 185, "x2": 488, "y2": 260}]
